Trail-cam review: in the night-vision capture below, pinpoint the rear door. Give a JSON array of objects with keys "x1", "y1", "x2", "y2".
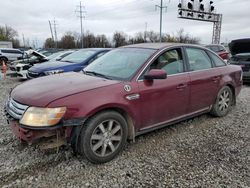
[
  {"x1": 138, "y1": 47, "x2": 190, "y2": 130},
  {"x1": 185, "y1": 47, "x2": 221, "y2": 113}
]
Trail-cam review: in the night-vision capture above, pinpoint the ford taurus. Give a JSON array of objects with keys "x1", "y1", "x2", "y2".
[{"x1": 4, "y1": 43, "x2": 242, "y2": 163}]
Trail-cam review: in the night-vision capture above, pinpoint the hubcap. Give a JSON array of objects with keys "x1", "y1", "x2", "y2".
[
  {"x1": 218, "y1": 90, "x2": 230, "y2": 112},
  {"x1": 90, "y1": 120, "x2": 122, "y2": 157}
]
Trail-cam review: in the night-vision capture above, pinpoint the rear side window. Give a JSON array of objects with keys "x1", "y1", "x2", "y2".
[
  {"x1": 207, "y1": 51, "x2": 226, "y2": 67},
  {"x1": 186, "y1": 48, "x2": 212, "y2": 71}
]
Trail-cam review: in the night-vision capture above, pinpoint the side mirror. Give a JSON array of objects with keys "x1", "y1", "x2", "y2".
[{"x1": 144, "y1": 69, "x2": 167, "y2": 80}]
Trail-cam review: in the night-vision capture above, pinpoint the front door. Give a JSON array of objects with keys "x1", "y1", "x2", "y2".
[{"x1": 137, "y1": 48, "x2": 190, "y2": 130}]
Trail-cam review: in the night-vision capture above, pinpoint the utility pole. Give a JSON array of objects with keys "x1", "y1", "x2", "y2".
[
  {"x1": 53, "y1": 18, "x2": 58, "y2": 48},
  {"x1": 144, "y1": 22, "x2": 148, "y2": 42},
  {"x1": 155, "y1": 0, "x2": 168, "y2": 42},
  {"x1": 48, "y1": 20, "x2": 54, "y2": 42},
  {"x1": 76, "y1": 1, "x2": 86, "y2": 48},
  {"x1": 22, "y1": 34, "x2": 25, "y2": 48}
]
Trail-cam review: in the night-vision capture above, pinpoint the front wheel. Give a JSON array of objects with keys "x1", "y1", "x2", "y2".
[
  {"x1": 78, "y1": 111, "x2": 128, "y2": 163},
  {"x1": 210, "y1": 86, "x2": 233, "y2": 117}
]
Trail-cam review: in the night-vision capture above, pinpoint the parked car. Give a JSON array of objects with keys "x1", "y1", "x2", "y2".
[
  {"x1": 4, "y1": 43, "x2": 242, "y2": 163},
  {"x1": 27, "y1": 48, "x2": 110, "y2": 79},
  {"x1": 228, "y1": 38, "x2": 250, "y2": 83},
  {"x1": 0, "y1": 48, "x2": 24, "y2": 63},
  {"x1": 10, "y1": 51, "x2": 48, "y2": 79},
  {"x1": 10, "y1": 50, "x2": 73, "y2": 79},
  {"x1": 205, "y1": 44, "x2": 230, "y2": 61},
  {"x1": 45, "y1": 50, "x2": 75, "y2": 62}
]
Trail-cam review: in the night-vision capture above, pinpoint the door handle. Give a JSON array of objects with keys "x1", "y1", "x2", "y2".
[{"x1": 176, "y1": 83, "x2": 187, "y2": 90}]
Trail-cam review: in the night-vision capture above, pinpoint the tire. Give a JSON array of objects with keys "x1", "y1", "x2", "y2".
[
  {"x1": 210, "y1": 86, "x2": 233, "y2": 117},
  {"x1": 78, "y1": 111, "x2": 128, "y2": 163}
]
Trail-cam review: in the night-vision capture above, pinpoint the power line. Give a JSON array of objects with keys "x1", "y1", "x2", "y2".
[{"x1": 76, "y1": 1, "x2": 86, "y2": 48}]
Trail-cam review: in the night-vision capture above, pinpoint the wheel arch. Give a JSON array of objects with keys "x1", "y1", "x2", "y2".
[
  {"x1": 86, "y1": 106, "x2": 136, "y2": 142},
  {"x1": 225, "y1": 83, "x2": 236, "y2": 105},
  {"x1": 0, "y1": 56, "x2": 8, "y2": 62}
]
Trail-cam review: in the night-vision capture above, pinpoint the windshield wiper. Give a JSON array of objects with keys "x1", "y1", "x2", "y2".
[{"x1": 84, "y1": 71, "x2": 112, "y2": 80}]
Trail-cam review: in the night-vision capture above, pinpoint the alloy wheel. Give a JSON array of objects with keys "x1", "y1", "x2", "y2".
[
  {"x1": 218, "y1": 90, "x2": 230, "y2": 112},
  {"x1": 90, "y1": 119, "x2": 122, "y2": 157}
]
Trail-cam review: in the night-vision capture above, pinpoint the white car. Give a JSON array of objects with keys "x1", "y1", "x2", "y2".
[
  {"x1": 0, "y1": 48, "x2": 24, "y2": 63},
  {"x1": 15, "y1": 50, "x2": 74, "y2": 79}
]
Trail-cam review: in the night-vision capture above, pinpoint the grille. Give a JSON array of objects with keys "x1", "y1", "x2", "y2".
[
  {"x1": 242, "y1": 64, "x2": 250, "y2": 72},
  {"x1": 4, "y1": 98, "x2": 29, "y2": 120}
]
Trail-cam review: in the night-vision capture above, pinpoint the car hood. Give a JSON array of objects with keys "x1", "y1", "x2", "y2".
[
  {"x1": 30, "y1": 50, "x2": 47, "y2": 59},
  {"x1": 30, "y1": 61, "x2": 74, "y2": 72},
  {"x1": 11, "y1": 72, "x2": 120, "y2": 107},
  {"x1": 229, "y1": 38, "x2": 250, "y2": 56}
]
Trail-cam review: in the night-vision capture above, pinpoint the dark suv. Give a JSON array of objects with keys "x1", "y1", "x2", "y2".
[{"x1": 228, "y1": 38, "x2": 250, "y2": 82}]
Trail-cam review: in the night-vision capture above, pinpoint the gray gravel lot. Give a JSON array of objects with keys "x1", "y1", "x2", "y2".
[{"x1": 0, "y1": 77, "x2": 249, "y2": 188}]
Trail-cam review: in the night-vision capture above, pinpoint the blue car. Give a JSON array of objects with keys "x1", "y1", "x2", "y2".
[{"x1": 27, "y1": 48, "x2": 110, "y2": 79}]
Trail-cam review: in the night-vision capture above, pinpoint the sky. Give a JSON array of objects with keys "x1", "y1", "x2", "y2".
[{"x1": 0, "y1": 0, "x2": 249, "y2": 47}]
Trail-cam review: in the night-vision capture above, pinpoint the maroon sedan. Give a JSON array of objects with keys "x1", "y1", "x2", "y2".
[{"x1": 4, "y1": 43, "x2": 242, "y2": 163}]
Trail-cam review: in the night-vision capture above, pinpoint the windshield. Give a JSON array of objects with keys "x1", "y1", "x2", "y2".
[
  {"x1": 84, "y1": 48, "x2": 156, "y2": 81},
  {"x1": 46, "y1": 51, "x2": 63, "y2": 60},
  {"x1": 61, "y1": 50, "x2": 95, "y2": 63}
]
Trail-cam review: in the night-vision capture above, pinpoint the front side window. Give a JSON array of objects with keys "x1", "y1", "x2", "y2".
[
  {"x1": 147, "y1": 48, "x2": 184, "y2": 75},
  {"x1": 186, "y1": 48, "x2": 212, "y2": 71}
]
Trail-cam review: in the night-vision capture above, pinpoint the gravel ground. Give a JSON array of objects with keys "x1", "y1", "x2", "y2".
[{"x1": 0, "y1": 77, "x2": 249, "y2": 188}]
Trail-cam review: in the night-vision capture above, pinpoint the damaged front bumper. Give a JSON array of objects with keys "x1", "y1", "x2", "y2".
[{"x1": 4, "y1": 107, "x2": 86, "y2": 149}]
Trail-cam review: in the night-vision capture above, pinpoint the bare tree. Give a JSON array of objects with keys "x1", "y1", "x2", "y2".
[
  {"x1": 174, "y1": 29, "x2": 200, "y2": 44},
  {"x1": 113, "y1": 31, "x2": 127, "y2": 47},
  {"x1": 0, "y1": 25, "x2": 20, "y2": 47},
  {"x1": 44, "y1": 38, "x2": 55, "y2": 48},
  {"x1": 146, "y1": 31, "x2": 160, "y2": 43},
  {"x1": 59, "y1": 32, "x2": 76, "y2": 49}
]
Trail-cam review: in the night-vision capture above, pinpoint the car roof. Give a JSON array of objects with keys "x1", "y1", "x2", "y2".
[
  {"x1": 121, "y1": 43, "x2": 202, "y2": 50},
  {"x1": 0, "y1": 48, "x2": 21, "y2": 51},
  {"x1": 78, "y1": 48, "x2": 112, "y2": 51}
]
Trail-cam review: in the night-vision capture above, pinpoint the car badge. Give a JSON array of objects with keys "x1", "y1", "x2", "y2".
[{"x1": 124, "y1": 85, "x2": 131, "y2": 92}]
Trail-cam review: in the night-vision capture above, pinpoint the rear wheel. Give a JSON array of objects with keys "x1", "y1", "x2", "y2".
[
  {"x1": 210, "y1": 86, "x2": 233, "y2": 117},
  {"x1": 78, "y1": 111, "x2": 128, "y2": 163}
]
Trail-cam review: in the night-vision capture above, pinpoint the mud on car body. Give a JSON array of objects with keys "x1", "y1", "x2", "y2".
[{"x1": 4, "y1": 43, "x2": 243, "y2": 163}]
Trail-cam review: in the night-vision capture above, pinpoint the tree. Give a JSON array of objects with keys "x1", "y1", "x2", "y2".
[
  {"x1": 44, "y1": 38, "x2": 55, "y2": 48},
  {"x1": 0, "y1": 25, "x2": 20, "y2": 47},
  {"x1": 83, "y1": 31, "x2": 96, "y2": 48},
  {"x1": 174, "y1": 29, "x2": 200, "y2": 44},
  {"x1": 146, "y1": 31, "x2": 160, "y2": 43},
  {"x1": 95, "y1": 34, "x2": 111, "y2": 48},
  {"x1": 113, "y1": 31, "x2": 127, "y2": 47},
  {"x1": 59, "y1": 32, "x2": 76, "y2": 49}
]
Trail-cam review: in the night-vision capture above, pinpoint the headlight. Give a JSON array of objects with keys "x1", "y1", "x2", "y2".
[
  {"x1": 44, "y1": 69, "x2": 64, "y2": 75},
  {"x1": 20, "y1": 107, "x2": 66, "y2": 127}
]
